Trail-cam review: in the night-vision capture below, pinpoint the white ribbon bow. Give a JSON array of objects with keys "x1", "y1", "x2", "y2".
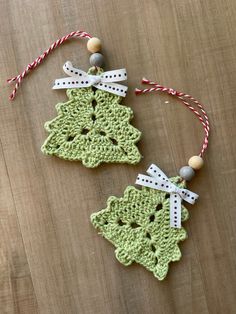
[
  {"x1": 52, "y1": 61, "x2": 128, "y2": 97},
  {"x1": 135, "y1": 164, "x2": 199, "y2": 228}
]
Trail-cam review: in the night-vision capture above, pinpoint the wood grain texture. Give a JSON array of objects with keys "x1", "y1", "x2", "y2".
[{"x1": 1, "y1": 0, "x2": 236, "y2": 313}]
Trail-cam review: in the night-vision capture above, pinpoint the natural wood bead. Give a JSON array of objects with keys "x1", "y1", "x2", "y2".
[
  {"x1": 87, "y1": 37, "x2": 102, "y2": 53},
  {"x1": 179, "y1": 166, "x2": 195, "y2": 181},
  {"x1": 90, "y1": 53, "x2": 104, "y2": 67},
  {"x1": 188, "y1": 156, "x2": 204, "y2": 170}
]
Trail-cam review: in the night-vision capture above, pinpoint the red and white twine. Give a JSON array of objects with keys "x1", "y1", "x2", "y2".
[
  {"x1": 135, "y1": 78, "x2": 210, "y2": 157},
  {"x1": 7, "y1": 30, "x2": 92, "y2": 100}
]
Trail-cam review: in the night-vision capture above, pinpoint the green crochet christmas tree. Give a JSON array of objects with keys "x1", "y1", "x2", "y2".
[
  {"x1": 41, "y1": 76, "x2": 141, "y2": 168},
  {"x1": 91, "y1": 177, "x2": 189, "y2": 280}
]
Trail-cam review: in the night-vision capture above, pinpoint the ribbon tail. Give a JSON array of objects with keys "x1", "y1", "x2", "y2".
[
  {"x1": 170, "y1": 193, "x2": 182, "y2": 228},
  {"x1": 180, "y1": 188, "x2": 199, "y2": 205},
  {"x1": 97, "y1": 82, "x2": 128, "y2": 97}
]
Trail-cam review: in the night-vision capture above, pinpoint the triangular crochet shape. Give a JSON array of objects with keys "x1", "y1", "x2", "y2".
[
  {"x1": 91, "y1": 177, "x2": 189, "y2": 280},
  {"x1": 41, "y1": 72, "x2": 141, "y2": 168}
]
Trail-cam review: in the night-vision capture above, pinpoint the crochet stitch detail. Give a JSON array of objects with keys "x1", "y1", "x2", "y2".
[
  {"x1": 41, "y1": 70, "x2": 141, "y2": 167},
  {"x1": 91, "y1": 177, "x2": 189, "y2": 280}
]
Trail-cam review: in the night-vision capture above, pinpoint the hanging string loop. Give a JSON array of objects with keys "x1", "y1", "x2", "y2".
[
  {"x1": 7, "y1": 30, "x2": 92, "y2": 100},
  {"x1": 135, "y1": 78, "x2": 210, "y2": 157}
]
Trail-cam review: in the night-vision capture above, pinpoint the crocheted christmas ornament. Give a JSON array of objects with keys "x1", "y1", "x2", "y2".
[
  {"x1": 41, "y1": 68, "x2": 141, "y2": 167},
  {"x1": 91, "y1": 177, "x2": 188, "y2": 280},
  {"x1": 7, "y1": 31, "x2": 142, "y2": 168}
]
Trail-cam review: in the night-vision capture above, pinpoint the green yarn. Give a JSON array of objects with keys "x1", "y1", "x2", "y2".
[
  {"x1": 41, "y1": 68, "x2": 141, "y2": 167},
  {"x1": 91, "y1": 177, "x2": 189, "y2": 280}
]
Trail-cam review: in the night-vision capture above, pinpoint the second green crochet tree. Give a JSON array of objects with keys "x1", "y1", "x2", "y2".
[
  {"x1": 91, "y1": 177, "x2": 189, "y2": 280},
  {"x1": 41, "y1": 86, "x2": 141, "y2": 167}
]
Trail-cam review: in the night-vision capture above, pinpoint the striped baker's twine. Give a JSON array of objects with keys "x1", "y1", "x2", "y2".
[
  {"x1": 135, "y1": 78, "x2": 210, "y2": 157},
  {"x1": 7, "y1": 30, "x2": 92, "y2": 100}
]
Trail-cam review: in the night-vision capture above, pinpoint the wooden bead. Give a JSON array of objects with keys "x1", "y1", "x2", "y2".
[
  {"x1": 179, "y1": 166, "x2": 195, "y2": 181},
  {"x1": 188, "y1": 156, "x2": 204, "y2": 170},
  {"x1": 90, "y1": 53, "x2": 104, "y2": 67},
  {"x1": 87, "y1": 37, "x2": 102, "y2": 53}
]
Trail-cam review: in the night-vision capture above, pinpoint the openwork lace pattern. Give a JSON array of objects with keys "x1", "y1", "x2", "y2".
[
  {"x1": 41, "y1": 81, "x2": 141, "y2": 167},
  {"x1": 91, "y1": 177, "x2": 189, "y2": 280}
]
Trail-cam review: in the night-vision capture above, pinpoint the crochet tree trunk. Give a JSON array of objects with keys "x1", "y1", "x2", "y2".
[
  {"x1": 91, "y1": 177, "x2": 189, "y2": 280},
  {"x1": 41, "y1": 87, "x2": 141, "y2": 167}
]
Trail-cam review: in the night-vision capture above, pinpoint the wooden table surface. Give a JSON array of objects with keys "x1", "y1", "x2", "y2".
[{"x1": 1, "y1": 0, "x2": 236, "y2": 313}]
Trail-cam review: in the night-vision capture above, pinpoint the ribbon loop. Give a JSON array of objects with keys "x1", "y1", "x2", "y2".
[
  {"x1": 135, "y1": 164, "x2": 199, "y2": 228},
  {"x1": 53, "y1": 61, "x2": 128, "y2": 97}
]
